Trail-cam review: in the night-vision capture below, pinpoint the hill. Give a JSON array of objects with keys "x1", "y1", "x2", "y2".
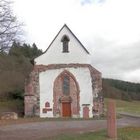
[
  {"x1": 102, "y1": 78, "x2": 140, "y2": 101},
  {"x1": 0, "y1": 42, "x2": 42, "y2": 100}
]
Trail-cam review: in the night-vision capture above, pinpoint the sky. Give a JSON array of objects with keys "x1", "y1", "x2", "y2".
[{"x1": 12, "y1": 0, "x2": 140, "y2": 83}]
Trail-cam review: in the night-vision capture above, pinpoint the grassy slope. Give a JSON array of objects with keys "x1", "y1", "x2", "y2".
[
  {"x1": 104, "y1": 98, "x2": 140, "y2": 115},
  {"x1": 0, "y1": 98, "x2": 140, "y2": 117},
  {"x1": 102, "y1": 78, "x2": 140, "y2": 101},
  {"x1": 0, "y1": 100, "x2": 23, "y2": 116}
]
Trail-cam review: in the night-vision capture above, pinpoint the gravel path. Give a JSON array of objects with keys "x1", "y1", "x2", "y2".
[{"x1": 0, "y1": 117, "x2": 140, "y2": 140}]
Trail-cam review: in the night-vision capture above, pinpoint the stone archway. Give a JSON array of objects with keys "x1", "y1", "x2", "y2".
[{"x1": 53, "y1": 70, "x2": 80, "y2": 117}]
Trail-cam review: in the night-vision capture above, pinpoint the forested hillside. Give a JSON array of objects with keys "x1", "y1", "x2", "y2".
[
  {"x1": 102, "y1": 78, "x2": 140, "y2": 101},
  {"x1": 0, "y1": 42, "x2": 42, "y2": 100}
]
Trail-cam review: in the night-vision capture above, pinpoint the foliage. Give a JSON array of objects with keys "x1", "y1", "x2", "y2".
[
  {"x1": 0, "y1": 99, "x2": 24, "y2": 116},
  {"x1": 102, "y1": 78, "x2": 140, "y2": 101},
  {"x1": 0, "y1": 42, "x2": 42, "y2": 100},
  {"x1": 0, "y1": 0, "x2": 22, "y2": 52},
  {"x1": 9, "y1": 41, "x2": 43, "y2": 59},
  {"x1": 8, "y1": 89, "x2": 24, "y2": 100}
]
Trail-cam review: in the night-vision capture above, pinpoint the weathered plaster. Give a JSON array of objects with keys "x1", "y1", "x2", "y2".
[
  {"x1": 24, "y1": 64, "x2": 102, "y2": 118},
  {"x1": 35, "y1": 26, "x2": 91, "y2": 65},
  {"x1": 24, "y1": 25, "x2": 103, "y2": 118}
]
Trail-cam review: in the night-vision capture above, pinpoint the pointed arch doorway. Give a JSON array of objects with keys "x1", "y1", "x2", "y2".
[{"x1": 53, "y1": 70, "x2": 80, "y2": 117}]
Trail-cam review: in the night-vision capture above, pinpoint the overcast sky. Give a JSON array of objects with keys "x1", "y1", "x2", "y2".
[{"x1": 12, "y1": 0, "x2": 140, "y2": 83}]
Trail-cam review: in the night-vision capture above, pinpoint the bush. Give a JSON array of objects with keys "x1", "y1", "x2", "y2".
[{"x1": 8, "y1": 89, "x2": 24, "y2": 100}]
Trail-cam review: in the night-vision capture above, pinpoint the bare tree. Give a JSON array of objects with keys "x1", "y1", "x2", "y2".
[{"x1": 0, "y1": 0, "x2": 21, "y2": 52}]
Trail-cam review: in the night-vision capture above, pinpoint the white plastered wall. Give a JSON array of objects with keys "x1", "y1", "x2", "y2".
[
  {"x1": 39, "y1": 67, "x2": 93, "y2": 118},
  {"x1": 35, "y1": 26, "x2": 91, "y2": 65}
]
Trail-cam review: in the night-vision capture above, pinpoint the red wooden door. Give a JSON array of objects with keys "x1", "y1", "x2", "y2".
[
  {"x1": 62, "y1": 102, "x2": 71, "y2": 117},
  {"x1": 83, "y1": 106, "x2": 89, "y2": 118}
]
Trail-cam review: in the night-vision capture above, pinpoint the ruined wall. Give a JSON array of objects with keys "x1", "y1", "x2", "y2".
[
  {"x1": 24, "y1": 69, "x2": 40, "y2": 116},
  {"x1": 24, "y1": 64, "x2": 102, "y2": 117},
  {"x1": 89, "y1": 66, "x2": 104, "y2": 116}
]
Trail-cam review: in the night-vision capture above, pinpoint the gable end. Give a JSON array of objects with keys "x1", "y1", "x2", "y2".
[{"x1": 44, "y1": 24, "x2": 90, "y2": 54}]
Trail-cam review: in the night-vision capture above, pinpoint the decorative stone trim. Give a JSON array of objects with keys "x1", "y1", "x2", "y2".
[
  {"x1": 34, "y1": 63, "x2": 101, "y2": 74},
  {"x1": 34, "y1": 63, "x2": 102, "y2": 96},
  {"x1": 53, "y1": 70, "x2": 80, "y2": 117},
  {"x1": 24, "y1": 63, "x2": 103, "y2": 117}
]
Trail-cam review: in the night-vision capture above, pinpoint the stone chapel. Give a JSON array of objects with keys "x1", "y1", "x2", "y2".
[{"x1": 24, "y1": 24, "x2": 103, "y2": 118}]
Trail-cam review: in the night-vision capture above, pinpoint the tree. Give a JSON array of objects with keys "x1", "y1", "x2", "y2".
[
  {"x1": 0, "y1": 0, "x2": 21, "y2": 52},
  {"x1": 0, "y1": 42, "x2": 42, "y2": 100},
  {"x1": 9, "y1": 41, "x2": 43, "y2": 59},
  {"x1": 31, "y1": 43, "x2": 42, "y2": 58}
]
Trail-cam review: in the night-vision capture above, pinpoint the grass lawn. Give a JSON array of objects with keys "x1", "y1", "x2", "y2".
[
  {"x1": 1, "y1": 98, "x2": 140, "y2": 116},
  {"x1": 0, "y1": 98, "x2": 140, "y2": 125},
  {"x1": 104, "y1": 98, "x2": 140, "y2": 115},
  {"x1": 42, "y1": 127, "x2": 140, "y2": 140},
  {"x1": 0, "y1": 99, "x2": 23, "y2": 114}
]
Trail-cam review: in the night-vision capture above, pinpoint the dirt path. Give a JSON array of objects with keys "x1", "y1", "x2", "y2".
[{"x1": 0, "y1": 117, "x2": 140, "y2": 140}]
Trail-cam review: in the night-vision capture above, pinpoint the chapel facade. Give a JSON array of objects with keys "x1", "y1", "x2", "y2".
[{"x1": 24, "y1": 24, "x2": 103, "y2": 118}]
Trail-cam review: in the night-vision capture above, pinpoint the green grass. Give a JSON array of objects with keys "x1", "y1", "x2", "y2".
[
  {"x1": 0, "y1": 98, "x2": 140, "y2": 121},
  {"x1": 0, "y1": 99, "x2": 23, "y2": 115},
  {"x1": 104, "y1": 98, "x2": 140, "y2": 115},
  {"x1": 42, "y1": 127, "x2": 140, "y2": 140}
]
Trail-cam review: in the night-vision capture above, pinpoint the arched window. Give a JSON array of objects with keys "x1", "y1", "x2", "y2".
[
  {"x1": 61, "y1": 35, "x2": 70, "y2": 53},
  {"x1": 62, "y1": 74, "x2": 70, "y2": 95}
]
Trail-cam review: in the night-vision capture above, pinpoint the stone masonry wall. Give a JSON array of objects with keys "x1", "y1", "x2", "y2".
[
  {"x1": 24, "y1": 69, "x2": 40, "y2": 116},
  {"x1": 53, "y1": 70, "x2": 80, "y2": 117},
  {"x1": 24, "y1": 63, "x2": 102, "y2": 117}
]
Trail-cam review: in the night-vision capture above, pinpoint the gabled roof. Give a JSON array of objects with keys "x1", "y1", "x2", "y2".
[{"x1": 44, "y1": 24, "x2": 90, "y2": 54}]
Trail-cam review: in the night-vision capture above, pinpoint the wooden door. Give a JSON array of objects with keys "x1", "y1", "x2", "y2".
[
  {"x1": 62, "y1": 102, "x2": 71, "y2": 117},
  {"x1": 83, "y1": 106, "x2": 89, "y2": 118}
]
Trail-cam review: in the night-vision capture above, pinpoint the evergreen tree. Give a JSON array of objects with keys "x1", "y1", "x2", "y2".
[{"x1": 9, "y1": 41, "x2": 43, "y2": 59}]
